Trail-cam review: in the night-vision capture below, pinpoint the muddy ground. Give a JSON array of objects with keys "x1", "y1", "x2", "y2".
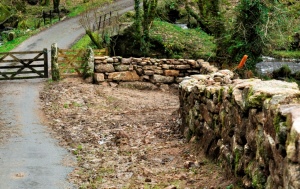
[{"x1": 40, "y1": 78, "x2": 237, "y2": 189}]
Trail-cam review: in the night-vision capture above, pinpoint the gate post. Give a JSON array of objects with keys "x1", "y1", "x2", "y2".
[
  {"x1": 51, "y1": 43, "x2": 60, "y2": 81},
  {"x1": 83, "y1": 47, "x2": 94, "y2": 83}
]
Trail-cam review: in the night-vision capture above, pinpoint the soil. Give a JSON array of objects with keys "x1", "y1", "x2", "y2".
[{"x1": 40, "y1": 78, "x2": 237, "y2": 189}]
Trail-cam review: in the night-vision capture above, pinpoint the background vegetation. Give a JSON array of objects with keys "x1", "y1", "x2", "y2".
[
  {"x1": 0, "y1": 0, "x2": 111, "y2": 52},
  {"x1": 2, "y1": 0, "x2": 300, "y2": 72}
]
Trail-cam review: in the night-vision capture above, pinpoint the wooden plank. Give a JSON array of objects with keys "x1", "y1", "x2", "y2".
[
  {"x1": 0, "y1": 58, "x2": 45, "y2": 63},
  {"x1": 0, "y1": 70, "x2": 44, "y2": 75},
  {"x1": 0, "y1": 51, "x2": 44, "y2": 55},
  {"x1": 43, "y1": 48, "x2": 48, "y2": 78},
  {"x1": 0, "y1": 53, "x2": 10, "y2": 61},
  {"x1": 0, "y1": 65, "x2": 45, "y2": 69},
  {"x1": 0, "y1": 76, "x2": 44, "y2": 80}
]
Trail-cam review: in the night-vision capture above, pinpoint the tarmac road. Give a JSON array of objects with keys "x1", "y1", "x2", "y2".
[{"x1": 0, "y1": 0, "x2": 134, "y2": 188}]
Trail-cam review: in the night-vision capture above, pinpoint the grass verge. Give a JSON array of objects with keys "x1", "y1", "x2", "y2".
[
  {"x1": 150, "y1": 20, "x2": 216, "y2": 59},
  {"x1": 271, "y1": 50, "x2": 300, "y2": 59},
  {"x1": 0, "y1": 0, "x2": 112, "y2": 52}
]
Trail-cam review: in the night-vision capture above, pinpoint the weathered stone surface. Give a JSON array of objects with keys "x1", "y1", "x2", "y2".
[
  {"x1": 108, "y1": 71, "x2": 140, "y2": 81},
  {"x1": 179, "y1": 74, "x2": 300, "y2": 189},
  {"x1": 133, "y1": 58, "x2": 142, "y2": 62},
  {"x1": 187, "y1": 59, "x2": 196, "y2": 66},
  {"x1": 164, "y1": 70, "x2": 179, "y2": 76},
  {"x1": 175, "y1": 65, "x2": 191, "y2": 69},
  {"x1": 115, "y1": 65, "x2": 130, "y2": 71},
  {"x1": 154, "y1": 69, "x2": 164, "y2": 74},
  {"x1": 95, "y1": 64, "x2": 115, "y2": 73},
  {"x1": 162, "y1": 64, "x2": 170, "y2": 69},
  {"x1": 144, "y1": 65, "x2": 156, "y2": 70},
  {"x1": 94, "y1": 73, "x2": 105, "y2": 82},
  {"x1": 175, "y1": 77, "x2": 184, "y2": 83},
  {"x1": 107, "y1": 58, "x2": 114, "y2": 63},
  {"x1": 121, "y1": 58, "x2": 132, "y2": 64},
  {"x1": 151, "y1": 75, "x2": 174, "y2": 83},
  {"x1": 233, "y1": 79, "x2": 300, "y2": 111},
  {"x1": 144, "y1": 70, "x2": 154, "y2": 76},
  {"x1": 94, "y1": 57, "x2": 219, "y2": 85},
  {"x1": 118, "y1": 81, "x2": 158, "y2": 90}
]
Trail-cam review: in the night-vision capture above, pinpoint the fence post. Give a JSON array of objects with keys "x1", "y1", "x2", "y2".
[
  {"x1": 51, "y1": 43, "x2": 60, "y2": 81},
  {"x1": 58, "y1": 8, "x2": 60, "y2": 21},
  {"x1": 43, "y1": 11, "x2": 46, "y2": 25},
  {"x1": 43, "y1": 48, "x2": 49, "y2": 78},
  {"x1": 50, "y1": 10, "x2": 52, "y2": 24},
  {"x1": 83, "y1": 47, "x2": 94, "y2": 83},
  {"x1": 98, "y1": 16, "x2": 102, "y2": 30}
]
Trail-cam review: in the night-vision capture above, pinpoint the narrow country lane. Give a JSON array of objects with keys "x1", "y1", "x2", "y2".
[
  {"x1": 0, "y1": 1, "x2": 135, "y2": 188},
  {"x1": 0, "y1": 81, "x2": 76, "y2": 188}
]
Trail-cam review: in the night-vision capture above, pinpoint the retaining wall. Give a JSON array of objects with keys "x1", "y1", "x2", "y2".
[
  {"x1": 93, "y1": 56, "x2": 218, "y2": 89},
  {"x1": 179, "y1": 70, "x2": 300, "y2": 189}
]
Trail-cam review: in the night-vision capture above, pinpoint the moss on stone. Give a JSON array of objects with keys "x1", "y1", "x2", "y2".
[
  {"x1": 245, "y1": 160, "x2": 254, "y2": 175},
  {"x1": 246, "y1": 87, "x2": 269, "y2": 109},
  {"x1": 220, "y1": 110, "x2": 226, "y2": 127},
  {"x1": 251, "y1": 169, "x2": 266, "y2": 189},
  {"x1": 0, "y1": 3, "x2": 11, "y2": 24},
  {"x1": 205, "y1": 89, "x2": 212, "y2": 99},
  {"x1": 234, "y1": 148, "x2": 242, "y2": 176},
  {"x1": 218, "y1": 87, "x2": 224, "y2": 102},
  {"x1": 273, "y1": 113, "x2": 286, "y2": 134},
  {"x1": 228, "y1": 86, "x2": 233, "y2": 96}
]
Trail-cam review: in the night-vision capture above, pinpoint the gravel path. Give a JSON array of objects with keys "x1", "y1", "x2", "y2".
[{"x1": 0, "y1": 1, "x2": 135, "y2": 188}]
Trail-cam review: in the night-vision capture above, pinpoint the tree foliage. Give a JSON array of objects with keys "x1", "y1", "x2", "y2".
[
  {"x1": 132, "y1": 0, "x2": 158, "y2": 55},
  {"x1": 227, "y1": 0, "x2": 269, "y2": 70}
]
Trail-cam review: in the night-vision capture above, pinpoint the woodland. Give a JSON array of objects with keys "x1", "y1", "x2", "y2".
[{"x1": 1, "y1": 0, "x2": 300, "y2": 72}]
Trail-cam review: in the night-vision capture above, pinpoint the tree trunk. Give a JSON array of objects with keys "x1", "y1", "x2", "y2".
[
  {"x1": 185, "y1": 5, "x2": 212, "y2": 35},
  {"x1": 86, "y1": 30, "x2": 102, "y2": 49},
  {"x1": 53, "y1": 0, "x2": 60, "y2": 13}
]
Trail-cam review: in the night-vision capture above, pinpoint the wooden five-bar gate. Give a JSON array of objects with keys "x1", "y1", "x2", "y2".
[{"x1": 0, "y1": 49, "x2": 48, "y2": 80}]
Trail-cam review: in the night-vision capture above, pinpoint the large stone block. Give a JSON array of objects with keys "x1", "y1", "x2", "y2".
[
  {"x1": 94, "y1": 73, "x2": 105, "y2": 82},
  {"x1": 151, "y1": 74, "x2": 174, "y2": 83},
  {"x1": 115, "y1": 65, "x2": 130, "y2": 71},
  {"x1": 175, "y1": 65, "x2": 191, "y2": 69},
  {"x1": 164, "y1": 70, "x2": 179, "y2": 76},
  {"x1": 121, "y1": 58, "x2": 132, "y2": 64},
  {"x1": 95, "y1": 64, "x2": 115, "y2": 73},
  {"x1": 144, "y1": 70, "x2": 154, "y2": 76},
  {"x1": 108, "y1": 71, "x2": 140, "y2": 81}
]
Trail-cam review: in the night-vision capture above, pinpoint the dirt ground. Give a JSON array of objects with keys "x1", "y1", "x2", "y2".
[{"x1": 40, "y1": 78, "x2": 237, "y2": 189}]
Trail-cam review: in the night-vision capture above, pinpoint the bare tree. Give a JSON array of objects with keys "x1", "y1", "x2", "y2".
[{"x1": 79, "y1": 4, "x2": 121, "y2": 53}]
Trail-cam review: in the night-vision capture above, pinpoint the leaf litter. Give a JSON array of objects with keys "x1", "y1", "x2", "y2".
[{"x1": 40, "y1": 78, "x2": 236, "y2": 189}]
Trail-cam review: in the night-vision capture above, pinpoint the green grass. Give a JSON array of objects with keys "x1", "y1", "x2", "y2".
[
  {"x1": 0, "y1": 33, "x2": 29, "y2": 52},
  {"x1": 271, "y1": 50, "x2": 300, "y2": 59},
  {"x1": 150, "y1": 20, "x2": 216, "y2": 59},
  {"x1": 0, "y1": 0, "x2": 112, "y2": 52},
  {"x1": 71, "y1": 34, "x2": 94, "y2": 49}
]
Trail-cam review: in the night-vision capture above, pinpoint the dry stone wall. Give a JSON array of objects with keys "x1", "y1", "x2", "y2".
[
  {"x1": 179, "y1": 70, "x2": 300, "y2": 189},
  {"x1": 93, "y1": 56, "x2": 218, "y2": 88}
]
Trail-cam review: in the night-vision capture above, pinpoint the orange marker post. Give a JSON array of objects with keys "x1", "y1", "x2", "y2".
[{"x1": 236, "y1": 55, "x2": 248, "y2": 69}]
